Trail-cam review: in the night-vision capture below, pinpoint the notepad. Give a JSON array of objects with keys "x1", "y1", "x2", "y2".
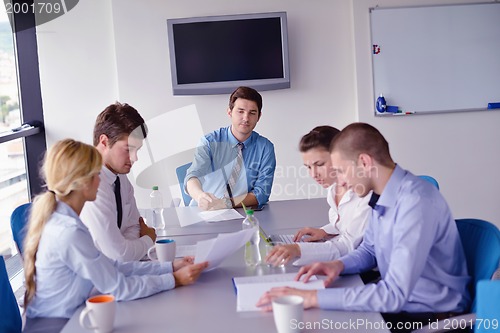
[{"x1": 232, "y1": 273, "x2": 325, "y2": 312}]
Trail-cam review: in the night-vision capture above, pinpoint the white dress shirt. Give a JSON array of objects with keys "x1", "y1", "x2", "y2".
[
  {"x1": 294, "y1": 184, "x2": 372, "y2": 265},
  {"x1": 80, "y1": 166, "x2": 153, "y2": 261},
  {"x1": 26, "y1": 201, "x2": 174, "y2": 319}
]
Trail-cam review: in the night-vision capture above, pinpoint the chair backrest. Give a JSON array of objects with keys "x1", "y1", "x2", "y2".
[
  {"x1": 456, "y1": 218, "x2": 500, "y2": 312},
  {"x1": 176, "y1": 162, "x2": 193, "y2": 206},
  {"x1": 418, "y1": 175, "x2": 440, "y2": 190},
  {"x1": 475, "y1": 280, "x2": 500, "y2": 333},
  {"x1": 0, "y1": 256, "x2": 22, "y2": 333},
  {"x1": 10, "y1": 202, "x2": 31, "y2": 256}
]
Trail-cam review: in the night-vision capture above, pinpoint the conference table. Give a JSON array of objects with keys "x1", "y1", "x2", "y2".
[{"x1": 62, "y1": 199, "x2": 390, "y2": 333}]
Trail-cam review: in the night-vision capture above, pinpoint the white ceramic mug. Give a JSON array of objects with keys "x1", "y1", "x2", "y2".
[
  {"x1": 272, "y1": 295, "x2": 304, "y2": 333},
  {"x1": 148, "y1": 239, "x2": 176, "y2": 262},
  {"x1": 79, "y1": 294, "x2": 116, "y2": 333}
]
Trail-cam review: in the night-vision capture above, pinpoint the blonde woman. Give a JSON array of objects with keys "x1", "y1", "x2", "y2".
[{"x1": 23, "y1": 139, "x2": 207, "y2": 332}]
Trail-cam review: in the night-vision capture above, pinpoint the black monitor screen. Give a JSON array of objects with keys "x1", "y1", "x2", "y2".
[{"x1": 172, "y1": 17, "x2": 284, "y2": 84}]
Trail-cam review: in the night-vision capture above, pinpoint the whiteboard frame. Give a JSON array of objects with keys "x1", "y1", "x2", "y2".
[{"x1": 370, "y1": 2, "x2": 500, "y2": 117}]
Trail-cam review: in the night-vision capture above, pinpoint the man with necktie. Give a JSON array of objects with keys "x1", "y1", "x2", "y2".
[
  {"x1": 185, "y1": 86, "x2": 276, "y2": 211},
  {"x1": 81, "y1": 102, "x2": 156, "y2": 261}
]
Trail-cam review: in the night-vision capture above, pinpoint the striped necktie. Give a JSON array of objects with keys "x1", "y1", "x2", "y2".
[{"x1": 226, "y1": 143, "x2": 244, "y2": 200}]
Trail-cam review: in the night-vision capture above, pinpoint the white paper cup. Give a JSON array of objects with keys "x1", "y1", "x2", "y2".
[
  {"x1": 79, "y1": 294, "x2": 116, "y2": 333},
  {"x1": 272, "y1": 295, "x2": 304, "y2": 333},
  {"x1": 148, "y1": 239, "x2": 176, "y2": 262}
]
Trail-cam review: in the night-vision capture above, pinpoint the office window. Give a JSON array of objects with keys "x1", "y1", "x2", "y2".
[
  {"x1": 0, "y1": 0, "x2": 46, "y2": 292},
  {"x1": 0, "y1": 5, "x2": 28, "y2": 258}
]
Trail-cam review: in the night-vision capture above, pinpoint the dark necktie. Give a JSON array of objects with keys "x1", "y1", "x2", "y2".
[{"x1": 114, "y1": 176, "x2": 122, "y2": 229}]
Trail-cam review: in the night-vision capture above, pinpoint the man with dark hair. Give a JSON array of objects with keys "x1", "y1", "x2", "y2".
[
  {"x1": 81, "y1": 102, "x2": 156, "y2": 261},
  {"x1": 258, "y1": 123, "x2": 470, "y2": 332},
  {"x1": 185, "y1": 86, "x2": 276, "y2": 210}
]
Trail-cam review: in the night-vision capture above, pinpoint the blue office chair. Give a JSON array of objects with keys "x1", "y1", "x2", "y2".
[
  {"x1": 10, "y1": 202, "x2": 31, "y2": 256},
  {"x1": 456, "y1": 219, "x2": 500, "y2": 312},
  {"x1": 414, "y1": 218, "x2": 500, "y2": 332},
  {"x1": 0, "y1": 256, "x2": 22, "y2": 333},
  {"x1": 176, "y1": 162, "x2": 193, "y2": 206},
  {"x1": 418, "y1": 175, "x2": 440, "y2": 190},
  {"x1": 475, "y1": 280, "x2": 500, "y2": 333}
]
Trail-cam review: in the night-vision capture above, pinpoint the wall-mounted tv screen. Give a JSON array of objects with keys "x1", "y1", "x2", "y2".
[{"x1": 167, "y1": 12, "x2": 290, "y2": 95}]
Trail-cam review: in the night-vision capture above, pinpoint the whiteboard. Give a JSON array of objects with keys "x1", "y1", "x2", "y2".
[{"x1": 370, "y1": 3, "x2": 500, "y2": 115}]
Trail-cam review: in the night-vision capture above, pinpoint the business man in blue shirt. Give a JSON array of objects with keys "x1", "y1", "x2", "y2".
[
  {"x1": 185, "y1": 86, "x2": 276, "y2": 210},
  {"x1": 258, "y1": 123, "x2": 470, "y2": 332}
]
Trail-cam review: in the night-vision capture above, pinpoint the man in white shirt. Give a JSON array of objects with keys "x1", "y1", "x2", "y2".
[{"x1": 80, "y1": 102, "x2": 156, "y2": 261}]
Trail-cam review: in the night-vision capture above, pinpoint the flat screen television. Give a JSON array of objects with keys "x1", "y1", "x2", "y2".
[{"x1": 167, "y1": 12, "x2": 290, "y2": 95}]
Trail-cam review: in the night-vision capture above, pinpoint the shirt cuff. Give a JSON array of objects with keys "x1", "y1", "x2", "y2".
[
  {"x1": 295, "y1": 242, "x2": 340, "y2": 266},
  {"x1": 159, "y1": 261, "x2": 174, "y2": 274},
  {"x1": 339, "y1": 255, "x2": 359, "y2": 275},
  {"x1": 141, "y1": 235, "x2": 154, "y2": 250},
  {"x1": 320, "y1": 224, "x2": 338, "y2": 235},
  {"x1": 317, "y1": 288, "x2": 345, "y2": 310},
  {"x1": 162, "y1": 273, "x2": 176, "y2": 290}
]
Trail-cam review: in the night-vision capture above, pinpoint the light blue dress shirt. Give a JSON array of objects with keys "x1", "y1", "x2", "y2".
[
  {"x1": 317, "y1": 165, "x2": 470, "y2": 313},
  {"x1": 26, "y1": 202, "x2": 175, "y2": 319},
  {"x1": 185, "y1": 126, "x2": 276, "y2": 205}
]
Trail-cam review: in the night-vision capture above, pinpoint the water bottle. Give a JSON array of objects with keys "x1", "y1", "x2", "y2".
[
  {"x1": 150, "y1": 186, "x2": 165, "y2": 230},
  {"x1": 242, "y1": 209, "x2": 262, "y2": 266}
]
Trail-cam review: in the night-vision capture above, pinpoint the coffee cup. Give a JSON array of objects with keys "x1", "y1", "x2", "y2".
[
  {"x1": 148, "y1": 239, "x2": 176, "y2": 262},
  {"x1": 272, "y1": 295, "x2": 304, "y2": 333},
  {"x1": 79, "y1": 294, "x2": 115, "y2": 333}
]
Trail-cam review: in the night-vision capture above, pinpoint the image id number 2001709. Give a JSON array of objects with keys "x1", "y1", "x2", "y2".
[
  {"x1": 429, "y1": 318, "x2": 499, "y2": 331},
  {"x1": 4, "y1": 1, "x2": 63, "y2": 15}
]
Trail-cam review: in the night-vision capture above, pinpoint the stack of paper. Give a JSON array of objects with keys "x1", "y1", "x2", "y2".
[{"x1": 232, "y1": 273, "x2": 325, "y2": 312}]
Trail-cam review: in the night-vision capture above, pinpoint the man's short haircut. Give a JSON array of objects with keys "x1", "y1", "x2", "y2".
[
  {"x1": 93, "y1": 102, "x2": 148, "y2": 147},
  {"x1": 299, "y1": 126, "x2": 340, "y2": 153},
  {"x1": 330, "y1": 122, "x2": 393, "y2": 167},
  {"x1": 228, "y1": 86, "x2": 263, "y2": 115}
]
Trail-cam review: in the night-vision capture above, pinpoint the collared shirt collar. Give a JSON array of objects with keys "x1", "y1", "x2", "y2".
[
  {"x1": 328, "y1": 183, "x2": 355, "y2": 206},
  {"x1": 227, "y1": 126, "x2": 255, "y2": 149},
  {"x1": 100, "y1": 165, "x2": 117, "y2": 186},
  {"x1": 55, "y1": 200, "x2": 82, "y2": 223},
  {"x1": 376, "y1": 164, "x2": 406, "y2": 209}
]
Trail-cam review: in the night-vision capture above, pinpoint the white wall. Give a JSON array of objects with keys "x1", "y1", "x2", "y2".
[
  {"x1": 37, "y1": 0, "x2": 119, "y2": 145},
  {"x1": 352, "y1": 0, "x2": 500, "y2": 226},
  {"x1": 37, "y1": 0, "x2": 358, "y2": 209},
  {"x1": 36, "y1": 0, "x2": 499, "y2": 226}
]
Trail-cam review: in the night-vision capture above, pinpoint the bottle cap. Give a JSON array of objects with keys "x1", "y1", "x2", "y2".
[
  {"x1": 245, "y1": 209, "x2": 254, "y2": 215},
  {"x1": 152, "y1": 186, "x2": 159, "y2": 190}
]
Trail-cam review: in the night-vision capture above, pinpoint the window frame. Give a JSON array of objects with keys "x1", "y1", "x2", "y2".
[{"x1": 4, "y1": 0, "x2": 47, "y2": 199}]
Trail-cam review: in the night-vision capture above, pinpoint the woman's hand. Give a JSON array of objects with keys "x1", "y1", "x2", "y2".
[
  {"x1": 293, "y1": 227, "x2": 328, "y2": 242},
  {"x1": 265, "y1": 244, "x2": 301, "y2": 266},
  {"x1": 173, "y1": 261, "x2": 209, "y2": 287},
  {"x1": 172, "y1": 256, "x2": 194, "y2": 271}
]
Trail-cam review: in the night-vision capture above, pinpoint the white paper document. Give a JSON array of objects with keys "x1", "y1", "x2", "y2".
[
  {"x1": 233, "y1": 273, "x2": 325, "y2": 312},
  {"x1": 175, "y1": 207, "x2": 244, "y2": 227},
  {"x1": 194, "y1": 228, "x2": 255, "y2": 271},
  {"x1": 198, "y1": 209, "x2": 244, "y2": 223}
]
